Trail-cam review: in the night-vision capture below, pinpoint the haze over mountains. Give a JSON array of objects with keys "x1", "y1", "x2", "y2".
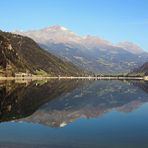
[{"x1": 16, "y1": 25, "x2": 148, "y2": 74}]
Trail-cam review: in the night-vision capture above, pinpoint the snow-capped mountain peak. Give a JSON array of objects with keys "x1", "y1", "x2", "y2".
[
  {"x1": 14, "y1": 25, "x2": 148, "y2": 74},
  {"x1": 42, "y1": 25, "x2": 69, "y2": 32}
]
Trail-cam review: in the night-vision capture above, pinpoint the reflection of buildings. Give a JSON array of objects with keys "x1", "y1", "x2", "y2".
[
  {"x1": 15, "y1": 79, "x2": 32, "y2": 85},
  {"x1": 14, "y1": 71, "x2": 33, "y2": 85}
]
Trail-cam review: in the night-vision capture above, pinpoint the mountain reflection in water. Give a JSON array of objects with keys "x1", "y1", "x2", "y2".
[
  {"x1": 0, "y1": 79, "x2": 81, "y2": 122},
  {"x1": 0, "y1": 79, "x2": 148, "y2": 148},
  {"x1": 0, "y1": 80, "x2": 147, "y2": 127}
]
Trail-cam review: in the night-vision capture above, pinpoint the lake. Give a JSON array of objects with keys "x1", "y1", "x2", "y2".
[{"x1": 0, "y1": 79, "x2": 148, "y2": 148}]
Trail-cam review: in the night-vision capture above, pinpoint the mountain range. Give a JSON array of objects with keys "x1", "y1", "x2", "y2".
[
  {"x1": 0, "y1": 30, "x2": 84, "y2": 76},
  {"x1": 16, "y1": 26, "x2": 148, "y2": 74}
]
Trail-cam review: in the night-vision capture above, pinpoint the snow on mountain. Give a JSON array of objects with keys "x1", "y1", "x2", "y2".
[
  {"x1": 15, "y1": 25, "x2": 148, "y2": 74},
  {"x1": 16, "y1": 25, "x2": 82, "y2": 45},
  {"x1": 16, "y1": 25, "x2": 146, "y2": 53}
]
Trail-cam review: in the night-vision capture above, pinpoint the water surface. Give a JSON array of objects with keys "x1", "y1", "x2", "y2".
[{"x1": 0, "y1": 80, "x2": 148, "y2": 148}]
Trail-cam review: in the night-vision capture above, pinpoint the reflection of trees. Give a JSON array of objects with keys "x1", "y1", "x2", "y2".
[
  {"x1": 132, "y1": 81, "x2": 148, "y2": 93},
  {"x1": 0, "y1": 80, "x2": 81, "y2": 122}
]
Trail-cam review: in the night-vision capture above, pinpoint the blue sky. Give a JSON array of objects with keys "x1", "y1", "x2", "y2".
[{"x1": 0, "y1": 0, "x2": 148, "y2": 50}]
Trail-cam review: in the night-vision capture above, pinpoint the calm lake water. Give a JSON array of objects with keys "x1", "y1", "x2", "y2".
[{"x1": 0, "y1": 79, "x2": 148, "y2": 148}]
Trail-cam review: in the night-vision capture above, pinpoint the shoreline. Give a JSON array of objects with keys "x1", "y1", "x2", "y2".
[{"x1": 0, "y1": 76, "x2": 147, "y2": 81}]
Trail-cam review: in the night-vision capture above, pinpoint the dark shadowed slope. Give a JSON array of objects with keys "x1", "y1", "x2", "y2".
[
  {"x1": 130, "y1": 62, "x2": 148, "y2": 76},
  {"x1": 0, "y1": 30, "x2": 84, "y2": 76}
]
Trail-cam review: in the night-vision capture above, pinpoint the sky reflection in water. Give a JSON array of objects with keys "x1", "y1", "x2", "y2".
[{"x1": 0, "y1": 80, "x2": 147, "y2": 148}]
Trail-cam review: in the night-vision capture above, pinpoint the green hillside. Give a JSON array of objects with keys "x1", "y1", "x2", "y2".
[{"x1": 0, "y1": 31, "x2": 84, "y2": 77}]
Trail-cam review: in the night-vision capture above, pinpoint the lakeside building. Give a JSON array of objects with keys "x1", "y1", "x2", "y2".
[{"x1": 15, "y1": 72, "x2": 32, "y2": 77}]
